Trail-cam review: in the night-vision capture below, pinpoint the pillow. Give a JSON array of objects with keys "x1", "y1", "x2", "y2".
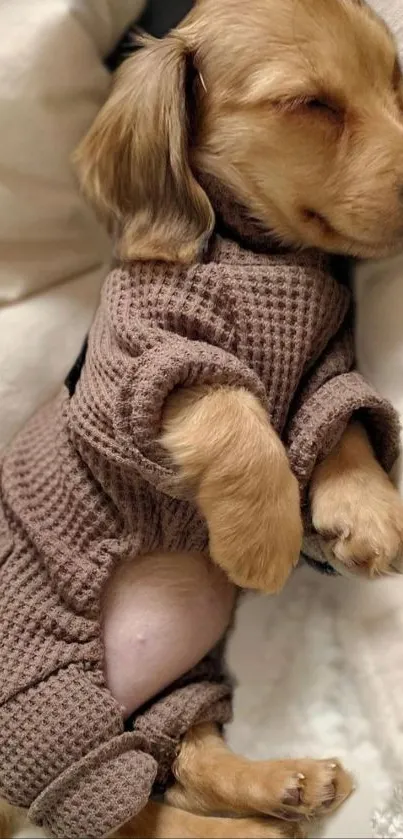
[
  {"x1": 0, "y1": 0, "x2": 145, "y2": 303},
  {"x1": 0, "y1": 0, "x2": 145, "y2": 448},
  {"x1": 355, "y1": 0, "x2": 403, "y2": 492},
  {"x1": 366, "y1": 0, "x2": 403, "y2": 51}
]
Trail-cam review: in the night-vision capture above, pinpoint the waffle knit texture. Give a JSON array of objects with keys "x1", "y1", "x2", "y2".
[{"x1": 0, "y1": 181, "x2": 400, "y2": 838}]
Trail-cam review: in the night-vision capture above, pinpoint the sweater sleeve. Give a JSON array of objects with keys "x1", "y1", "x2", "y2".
[
  {"x1": 68, "y1": 265, "x2": 268, "y2": 499},
  {"x1": 285, "y1": 328, "x2": 401, "y2": 496}
]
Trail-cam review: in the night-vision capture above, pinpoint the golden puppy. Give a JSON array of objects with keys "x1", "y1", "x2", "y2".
[
  {"x1": 3, "y1": 1, "x2": 403, "y2": 837},
  {"x1": 76, "y1": 0, "x2": 403, "y2": 586}
]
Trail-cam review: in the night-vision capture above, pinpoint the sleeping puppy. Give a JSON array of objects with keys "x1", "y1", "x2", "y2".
[
  {"x1": 2, "y1": 0, "x2": 403, "y2": 838},
  {"x1": 77, "y1": 0, "x2": 403, "y2": 585}
]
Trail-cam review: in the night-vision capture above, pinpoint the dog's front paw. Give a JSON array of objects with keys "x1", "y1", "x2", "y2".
[
  {"x1": 202, "y1": 438, "x2": 303, "y2": 593},
  {"x1": 311, "y1": 466, "x2": 403, "y2": 576},
  {"x1": 163, "y1": 385, "x2": 302, "y2": 593}
]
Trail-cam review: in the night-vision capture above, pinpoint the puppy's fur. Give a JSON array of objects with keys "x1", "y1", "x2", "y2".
[{"x1": 3, "y1": 0, "x2": 403, "y2": 837}]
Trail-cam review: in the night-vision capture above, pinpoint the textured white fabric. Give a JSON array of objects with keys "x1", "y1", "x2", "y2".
[
  {"x1": 373, "y1": 784, "x2": 403, "y2": 837},
  {"x1": 0, "y1": 270, "x2": 104, "y2": 450},
  {"x1": 228, "y1": 567, "x2": 403, "y2": 838}
]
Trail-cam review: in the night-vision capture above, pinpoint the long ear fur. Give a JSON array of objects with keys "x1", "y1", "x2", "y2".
[{"x1": 74, "y1": 34, "x2": 214, "y2": 263}]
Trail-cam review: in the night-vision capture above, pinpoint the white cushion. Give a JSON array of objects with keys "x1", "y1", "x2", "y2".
[
  {"x1": 0, "y1": 0, "x2": 145, "y2": 303},
  {"x1": 355, "y1": 0, "x2": 403, "y2": 492},
  {"x1": 0, "y1": 0, "x2": 145, "y2": 448}
]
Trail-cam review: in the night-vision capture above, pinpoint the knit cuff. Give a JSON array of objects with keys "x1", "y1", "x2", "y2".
[
  {"x1": 29, "y1": 731, "x2": 157, "y2": 839},
  {"x1": 132, "y1": 680, "x2": 233, "y2": 785},
  {"x1": 286, "y1": 370, "x2": 401, "y2": 498},
  {"x1": 114, "y1": 341, "x2": 266, "y2": 497}
]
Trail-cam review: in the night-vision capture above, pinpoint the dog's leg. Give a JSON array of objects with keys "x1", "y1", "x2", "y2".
[
  {"x1": 115, "y1": 799, "x2": 305, "y2": 838},
  {"x1": 166, "y1": 723, "x2": 353, "y2": 821},
  {"x1": 0, "y1": 800, "x2": 24, "y2": 839},
  {"x1": 310, "y1": 420, "x2": 403, "y2": 575},
  {"x1": 162, "y1": 386, "x2": 302, "y2": 593}
]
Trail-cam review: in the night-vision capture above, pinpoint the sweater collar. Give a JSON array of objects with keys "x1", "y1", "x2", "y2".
[
  {"x1": 199, "y1": 172, "x2": 286, "y2": 254},
  {"x1": 198, "y1": 174, "x2": 345, "y2": 280}
]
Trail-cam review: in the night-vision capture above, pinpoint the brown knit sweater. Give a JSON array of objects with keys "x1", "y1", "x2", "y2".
[{"x1": 0, "y1": 184, "x2": 400, "y2": 839}]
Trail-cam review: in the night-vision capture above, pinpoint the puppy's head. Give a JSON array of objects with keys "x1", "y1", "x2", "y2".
[{"x1": 75, "y1": 0, "x2": 403, "y2": 261}]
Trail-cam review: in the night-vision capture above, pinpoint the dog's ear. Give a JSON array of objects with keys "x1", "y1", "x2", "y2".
[{"x1": 75, "y1": 35, "x2": 214, "y2": 263}]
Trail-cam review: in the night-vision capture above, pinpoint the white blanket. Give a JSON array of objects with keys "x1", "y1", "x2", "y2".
[{"x1": 1, "y1": 2, "x2": 403, "y2": 837}]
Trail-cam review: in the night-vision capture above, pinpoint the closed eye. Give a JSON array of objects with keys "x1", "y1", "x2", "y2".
[
  {"x1": 391, "y1": 58, "x2": 403, "y2": 115},
  {"x1": 392, "y1": 57, "x2": 402, "y2": 91},
  {"x1": 279, "y1": 95, "x2": 344, "y2": 120},
  {"x1": 304, "y1": 97, "x2": 341, "y2": 115}
]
